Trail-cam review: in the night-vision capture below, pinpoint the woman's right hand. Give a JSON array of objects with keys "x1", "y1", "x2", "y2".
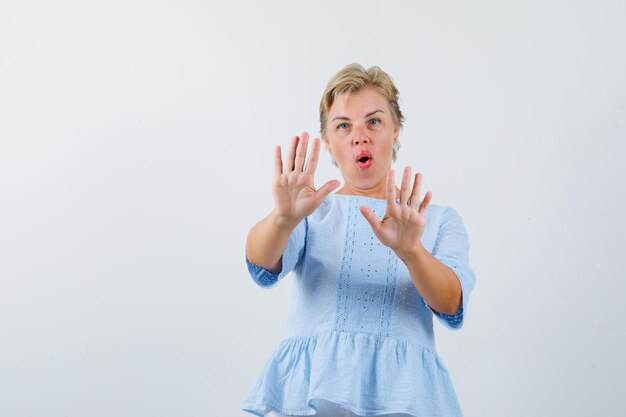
[{"x1": 272, "y1": 132, "x2": 340, "y2": 227}]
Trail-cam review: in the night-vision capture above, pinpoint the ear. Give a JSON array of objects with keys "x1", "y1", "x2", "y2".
[
  {"x1": 393, "y1": 124, "x2": 400, "y2": 143},
  {"x1": 322, "y1": 136, "x2": 333, "y2": 156}
]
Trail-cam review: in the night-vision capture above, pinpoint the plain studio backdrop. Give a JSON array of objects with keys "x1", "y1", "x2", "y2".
[{"x1": 1, "y1": 1, "x2": 624, "y2": 416}]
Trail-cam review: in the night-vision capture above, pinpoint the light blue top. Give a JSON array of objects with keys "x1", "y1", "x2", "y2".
[{"x1": 242, "y1": 194, "x2": 477, "y2": 417}]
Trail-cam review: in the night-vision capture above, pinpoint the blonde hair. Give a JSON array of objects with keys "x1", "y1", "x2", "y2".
[{"x1": 319, "y1": 63, "x2": 405, "y2": 161}]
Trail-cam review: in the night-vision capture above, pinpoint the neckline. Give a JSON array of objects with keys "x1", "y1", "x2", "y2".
[{"x1": 330, "y1": 193, "x2": 388, "y2": 203}]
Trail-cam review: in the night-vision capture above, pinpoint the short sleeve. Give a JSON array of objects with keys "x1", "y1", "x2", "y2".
[
  {"x1": 245, "y1": 218, "x2": 307, "y2": 289},
  {"x1": 426, "y1": 206, "x2": 477, "y2": 330}
]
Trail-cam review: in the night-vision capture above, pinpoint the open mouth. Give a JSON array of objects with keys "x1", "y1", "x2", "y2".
[{"x1": 355, "y1": 151, "x2": 373, "y2": 169}]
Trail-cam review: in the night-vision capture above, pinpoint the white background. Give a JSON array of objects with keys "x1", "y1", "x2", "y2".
[{"x1": 1, "y1": 1, "x2": 624, "y2": 416}]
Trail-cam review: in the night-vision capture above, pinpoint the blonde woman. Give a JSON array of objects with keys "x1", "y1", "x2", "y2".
[{"x1": 243, "y1": 63, "x2": 477, "y2": 417}]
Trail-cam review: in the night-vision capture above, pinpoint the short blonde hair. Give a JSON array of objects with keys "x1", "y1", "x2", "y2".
[{"x1": 319, "y1": 63, "x2": 405, "y2": 160}]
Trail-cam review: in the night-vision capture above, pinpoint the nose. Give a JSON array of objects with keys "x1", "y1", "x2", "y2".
[{"x1": 351, "y1": 125, "x2": 370, "y2": 146}]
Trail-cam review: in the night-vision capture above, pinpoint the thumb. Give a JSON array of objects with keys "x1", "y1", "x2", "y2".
[
  {"x1": 316, "y1": 179, "x2": 341, "y2": 200},
  {"x1": 359, "y1": 206, "x2": 381, "y2": 234}
]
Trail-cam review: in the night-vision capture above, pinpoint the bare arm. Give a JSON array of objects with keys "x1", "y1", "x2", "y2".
[
  {"x1": 401, "y1": 245, "x2": 462, "y2": 315},
  {"x1": 245, "y1": 210, "x2": 300, "y2": 273},
  {"x1": 360, "y1": 167, "x2": 461, "y2": 315},
  {"x1": 245, "y1": 132, "x2": 340, "y2": 272}
]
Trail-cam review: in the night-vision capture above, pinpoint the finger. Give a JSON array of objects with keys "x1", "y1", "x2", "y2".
[
  {"x1": 285, "y1": 135, "x2": 299, "y2": 172},
  {"x1": 386, "y1": 170, "x2": 397, "y2": 207},
  {"x1": 304, "y1": 137, "x2": 321, "y2": 175},
  {"x1": 408, "y1": 172, "x2": 422, "y2": 209},
  {"x1": 274, "y1": 145, "x2": 283, "y2": 176},
  {"x1": 294, "y1": 132, "x2": 309, "y2": 172},
  {"x1": 400, "y1": 166, "x2": 412, "y2": 205},
  {"x1": 359, "y1": 206, "x2": 381, "y2": 234},
  {"x1": 315, "y1": 179, "x2": 341, "y2": 201},
  {"x1": 418, "y1": 191, "x2": 432, "y2": 215}
]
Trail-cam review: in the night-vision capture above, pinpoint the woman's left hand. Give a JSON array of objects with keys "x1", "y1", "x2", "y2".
[{"x1": 360, "y1": 167, "x2": 432, "y2": 261}]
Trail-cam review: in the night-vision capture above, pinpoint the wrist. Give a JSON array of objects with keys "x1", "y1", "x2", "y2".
[
  {"x1": 270, "y1": 210, "x2": 302, "y2": 231},
  {"x1": 396, "y1": 243, "x2": 428, "y2": 265}
]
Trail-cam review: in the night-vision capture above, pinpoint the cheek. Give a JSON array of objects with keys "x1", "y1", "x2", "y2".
[
  {"x1": 329, "y1": 139, "x2": 348, "y2": 153},
  {"x1": 377, "y1": 137, "x2": 394, "y2": 151}
]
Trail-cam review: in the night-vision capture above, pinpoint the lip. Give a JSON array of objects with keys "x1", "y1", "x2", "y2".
[{"x1": 355, "y1": 150, "x2": 373, "y2": 169}]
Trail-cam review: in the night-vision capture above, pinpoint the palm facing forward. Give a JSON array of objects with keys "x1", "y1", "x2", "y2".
[
  {"x1": 360, "y1": 167, "x2": 432, "y2": 260},
  {"x1": 273, "y1": 132, "x2": 340, "y2": 226}
]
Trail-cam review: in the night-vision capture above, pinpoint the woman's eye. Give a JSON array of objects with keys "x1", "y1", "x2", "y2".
[
  {"x1": 369, "y1": 119, "x2": 380, "y2": 126},
  {"x1": 338, "y1": 123, "x2": 349, "y2": 130}
]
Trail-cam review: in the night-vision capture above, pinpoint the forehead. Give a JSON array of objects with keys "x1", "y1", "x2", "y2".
[{"x1": 329, "y1": 87, "x2": 389, "y2": 117}]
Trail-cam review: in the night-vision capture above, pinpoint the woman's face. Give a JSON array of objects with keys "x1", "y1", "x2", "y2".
[{"x1": 324, "y1": 87, "x2": 399, "y2": 198}]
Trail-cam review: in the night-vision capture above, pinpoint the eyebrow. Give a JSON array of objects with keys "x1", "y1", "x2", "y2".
[{"x1": 332, "y1": 109, "x2": 383, "y2": 121}]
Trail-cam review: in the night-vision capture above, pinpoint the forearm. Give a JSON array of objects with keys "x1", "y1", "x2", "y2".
[
  {"x1": 398, "y1": 245, "x2": 462, "y2": 315},
  {"x1": 245, "y1": 211, "x2": 300, "y2": 273}
]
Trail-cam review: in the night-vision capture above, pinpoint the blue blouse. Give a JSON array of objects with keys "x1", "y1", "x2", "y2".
[{"x1": 242, "y1": 194, "x2": 477, "y2": 417}]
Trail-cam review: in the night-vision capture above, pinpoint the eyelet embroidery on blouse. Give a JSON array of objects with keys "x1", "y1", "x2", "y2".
[
  {"x1": 379, "y1": 247, "x2": 398, "y2": 336},
  {"x1": 246, "y1": 258, "x2": 279, "y2": 287},
  {"x1": 334, "y1": 199, "x2": 358, "y2": 331},
  {"x1": 335, "y1": 197, "x2": 398, "y2": 336},
  {"x1": 434, "y1": 305, "x2": 463, "y2": 327}
]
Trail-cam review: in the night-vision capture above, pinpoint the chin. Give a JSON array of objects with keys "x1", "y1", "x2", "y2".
[{"x1": 350, "y1": 177, "x2": 383, "y2": 192}]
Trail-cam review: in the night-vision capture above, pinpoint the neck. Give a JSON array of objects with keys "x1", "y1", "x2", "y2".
[{"x1": 335, "y1": 183, "x2": 401, "y2": 200}]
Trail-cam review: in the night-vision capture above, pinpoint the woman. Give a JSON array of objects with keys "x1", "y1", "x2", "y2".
[{"x1": 243, "y1": 63, "x2": 477, "y2": 417}]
